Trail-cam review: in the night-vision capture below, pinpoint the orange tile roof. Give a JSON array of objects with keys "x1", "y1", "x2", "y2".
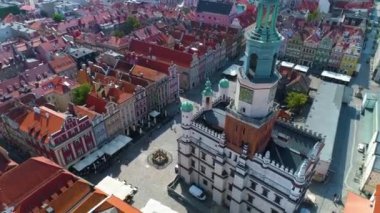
[
  {"x1": 72, "y1": 189, "x2": 107, "y2": 213},
  {"x1": 96, "y1": 195, "x2": 141, "y2": 213},
  {"x1": 73, "y1": 105, "x2": 99, "y2": 121},
  {"x1": 47, "y1": 179, "x2": 92, "y2": 213},
  {"x1": 344, "y1": 192, "x2": 373, "y2": 213},
  {"x1": 48, "y1": 55, "x2": 77, "y2": 74},
  {"x1": 18, "y1": 106, "x2": 66, "y2": 143},
  {"x1": 108, "y1": 87, "x2": 133, "y2": 104},
  {"x1": 374, "y1": 185, "x2": 380, "y2": 213},
  {"x1": 131, "y1": 65, "x2": 167, "y2": 82}
]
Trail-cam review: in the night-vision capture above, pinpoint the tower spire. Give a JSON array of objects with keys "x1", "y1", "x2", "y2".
[{"x1": 234, "y1": 0, "x2": 283, "y2": 119}]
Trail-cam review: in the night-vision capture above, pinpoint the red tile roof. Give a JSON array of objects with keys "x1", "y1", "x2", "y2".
[
  {"x1": 131, "y1": 65, "x2": 167, "y2": 82},
  {"x1": 48, "y1": 55, "x2": 77, "y2": 74},
  {"x1": 86, "y1": 93, "x2": 107, "y2": 114},
  {"x1": 129, "y1": 39, "x2": 194, "y2": 68},
  {"x1": 0, "y1": 157, "x2": 78, "y2": 212},
  {"x1": 126, "y1": 53, "x2": 170, "y2": 75},
  {"x1": 344, "y1": 191, "x2": 373, "y2": 213},
  {"x1": 0, "y1": 157, "x2": 139, "y2": 213}
]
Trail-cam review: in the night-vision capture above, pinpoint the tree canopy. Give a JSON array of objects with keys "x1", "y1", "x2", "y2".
[
  {"x1": 285, "y1": 92, "x2": 308, "y2": 112},
  {"x1": 307, "y1": 10, "x2": 320, "y2": 22},
  {"x1": 72, "y1": 84, "x2": 91, "y2": 105},
  {"x1": 115, "y1": 16, "x2": 141, "y2": 35},
  {"x1": 52, "y1": 13, "x2": 64, "y2": 22}
]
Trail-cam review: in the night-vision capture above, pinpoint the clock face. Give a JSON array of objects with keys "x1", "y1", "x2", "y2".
[{"x1": 239, "y1": 86, "x2": 253, "y2": 104}]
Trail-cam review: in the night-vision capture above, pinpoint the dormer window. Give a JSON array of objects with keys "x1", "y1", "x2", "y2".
[{"x1": 277, "y1": 133, "x2": 289, "y2": 142}]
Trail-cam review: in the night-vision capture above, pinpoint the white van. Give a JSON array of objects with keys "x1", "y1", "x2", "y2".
[{"x1": 189, "y1": 185, "x2": 206, "y2": 201}]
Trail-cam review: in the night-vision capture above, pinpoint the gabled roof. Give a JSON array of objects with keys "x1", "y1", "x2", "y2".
[
  {"x1": 47, "y1": 179, "x2": 92, "y2": 213},
  {"x1": 196, "y1": 0, "x2": 234, "y2": 15},
  {"x1": 18, "y1": 106, "x2": 67, "y2": 143},
  {"x1": 125, "y1": 52, "x2": 170, "y2": 75},
  {"x1": 129, "y1": 39, "x2": 193, "y2": 68},
  {"x1": 0, "y1": 157, "x2": 77, "y2": 212},
  {"x1": 73, "y1": 105, "x2": 99, "y2": 121},
  {"x1": 130, "y1": 65, "x2": 167, "y2": 82},
  {"x1": 48, "y1": 55, "x2": 76, "y2": 74},
  {"x1": 86, "y1": 93, "x2": 107, "y2": 114}
]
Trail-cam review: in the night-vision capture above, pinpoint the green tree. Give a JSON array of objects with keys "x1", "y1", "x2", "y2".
[
  {"x1": 72, "y1": 84, "x2": 91, "y2": 105},
  {"x1": 307, "y1": 10, "x2": 320, "y2": 22},
  {"x1": 117, "y1": 16, "x2": 141, "y2": 35},
  {"x1": 52, "y1": 13, "x2": 64, "y2": 22},
  {"x1": 285, "y1": 92, "x2": 308, "y2": 112},
  {"x1": 113, "y1": 30, "x2": 125, "y2": 38},
  {"x1": 127, "y1": 16, "x2": 140, "y2": 29}
]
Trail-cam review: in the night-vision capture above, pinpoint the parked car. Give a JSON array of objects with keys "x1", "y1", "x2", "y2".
[
  {"x1": 175, "y1": 164, "x2": 179, "y2": 173},
  {"x1": 358, "y1": 143, "x2": 366, "y2": 153},
  {"x1": 189, "y1": 185, "x2": 206, "y2": 201}
]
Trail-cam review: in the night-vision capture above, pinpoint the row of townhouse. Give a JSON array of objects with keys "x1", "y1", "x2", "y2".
[
  {"x1": 279, "y1": 20, "x2": 364, "y2": 76},
  {"x1": 78, "y1": 59, "x2": 178, "y2": 137},
  {"x1": 125, "y1": 23, "x2": 241, "y2": 90}
]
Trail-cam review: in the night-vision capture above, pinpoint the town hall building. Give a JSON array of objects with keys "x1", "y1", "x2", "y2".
[{"x1": 177, "y1": 0, "x2": 325, "y2": 212}]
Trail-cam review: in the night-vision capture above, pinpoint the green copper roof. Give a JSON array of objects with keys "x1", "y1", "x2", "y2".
[
  {"x1": 219, "y1": 78, "x2": 229, "y2": 89},
  {"x1": 202, "y1": 80, "x2": 213, "y2": 97},
  {"x1": 181, "y1": 101, "x2": 193, "y2": 112}
]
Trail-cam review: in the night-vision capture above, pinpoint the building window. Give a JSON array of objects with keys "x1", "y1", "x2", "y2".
[
  {"x1": 191, "y1": 159, "x2": 195, "y2": 167},
  {"x1": 247, "y1": 194, "x2": 254, "y2": 203},
  {"x1": 228, "y1": 183, "x2": 233, "y2": 191},
  {"x1": 247, "y1": 206, "x2": 251, "y2": 212},
  {"x1": 234, "y1": 155, "x2": 237, "y2": 162},
  {"x1": 201, "y1": 152, "x2": 206, "y2": 160},
  {"x1": 227, "y1": 195, "x2": 231, "y2": 201},
  {"x1": 250, "y1": 181, "x2": 257, "y2": 191},
  {"x1": 230, "y1": 169, "x2": 235, "y2": 177},
  {"x1": 212, "y1": 160, "x2": 215, "y2": 166},
  {"x1": 203, "y1": 179, "x2": 208, "y2": 186},
  {"x1": 228, "y1": 152, "x2": 232, "y2": 158},
  {"x1": 201, "y1": 165, "x2": 206, "y2": 174},
  {"x1": 262, "y1": 188, "x2": 269, "y2": 197},
  {"x1": 191, "y1": 146, "x2": 195, "y2": 154},
  {"x1": 271, "y1": 209, "x2": 279, "y2": 213},
  {"x1": 274, "y1": 195, "x2": 282, "y2": 204},
  {"x1": 212, "y1": 173, "x2": 214, "y2": 180}
]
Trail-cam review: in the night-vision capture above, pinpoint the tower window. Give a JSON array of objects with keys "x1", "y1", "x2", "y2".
[
  {"x1": 249, "y1": 53, "x2": 258, "y2": 74},
  {"x1": 206, "y1": 97, "x2": 210, "y2": 105}
]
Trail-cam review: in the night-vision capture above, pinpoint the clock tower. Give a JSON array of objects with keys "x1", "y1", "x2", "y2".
[{"x1": 234, "y1": 0, "x2": 283, "y2": 119}]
